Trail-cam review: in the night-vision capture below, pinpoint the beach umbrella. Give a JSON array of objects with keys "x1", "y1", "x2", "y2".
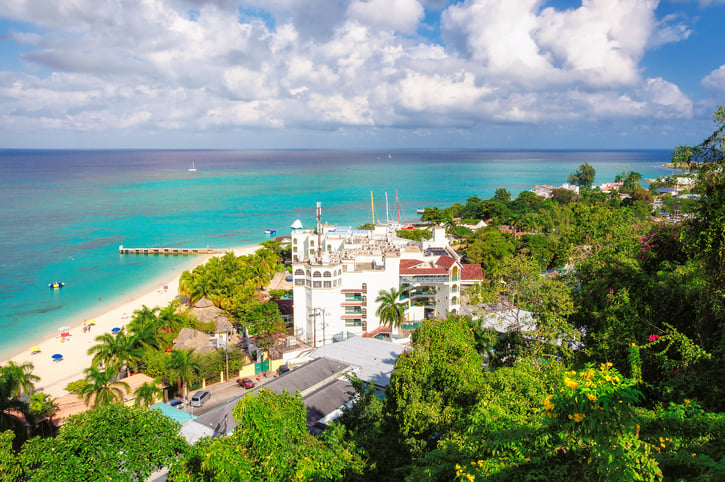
[
  {"x1": 60, "y1": 332, "x2": 70, "y2": 338},
  {"x1": 52, "y1": 354, "x2": 63, "y2": 361},
  {"x1": 30, "y1": 346, "x2": 41, "y2": 354},
  {"x1": 57, "y1": 326, "x2": 70, "y2": 332},
  {"x1": 86, "y1": 319, "x2": 96, "y2": 325},
  {"x1": 111, "y1": 327, "x2": 121, "y2": 333}
]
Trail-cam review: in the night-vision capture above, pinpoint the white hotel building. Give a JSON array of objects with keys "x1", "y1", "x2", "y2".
[{"x1": 290, "y1": 216, "x2": 483, "y2": 346}]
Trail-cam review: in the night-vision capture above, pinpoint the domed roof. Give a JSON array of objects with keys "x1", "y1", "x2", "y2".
[{"x1": 290, "y1": 219, "x2": 303, "y2": 229}]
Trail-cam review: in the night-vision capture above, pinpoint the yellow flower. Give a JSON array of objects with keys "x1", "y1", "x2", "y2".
[
  {"x1": 544, "y1": 395, "x2": 556, "y2": 411},
  {"x1": 684, "y1": 399, "x2": 692, "y2": 408},
  {"x1": 564, "y1": 377, "x2": 579, "y2": 390},
  {"x1": 466, "y1": 475, "x2": 475, "y2": 482},
  {"x1": 568, "y1": 413, "x2": 585, "y2": 423},
  {"x1": 566, "y1": 370, "x2": 577, "y2": 376},
  {"x1": 586, "y1": 393, "x2": 598, "y2": 402}
]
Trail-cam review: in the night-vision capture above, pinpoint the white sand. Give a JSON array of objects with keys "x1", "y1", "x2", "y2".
[{"x1": 1, "y1": 245, "x2": 261, "y2": 398}]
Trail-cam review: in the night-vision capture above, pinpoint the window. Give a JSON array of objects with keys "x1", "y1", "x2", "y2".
[
  {"x1": 295, "y1": 279, "x2": 305, "y2": 286},
  {"x1": 324, "y1": 281, "x2": 332, "y2": 288},
  {"x1": 313, "y1": 281, "x2": 322, "y2": 288},
  {"x1": 362, "y1": 283, "x2": 367, "y2": 293},
  {"x1": 313, "y1": 272, "x2": 321, "y2": 278},
  {"x1": 292, "y1": 246, "x2": 297, "y2": 252},
  {"x1": 323, "y1": 271, "x2": 331, "y2": 278},
  {"x1": 345, "y1": 306, "x2": 362, "y2": 314},
  {"x1": 345, "y1": 319, "x2": 363, "y2": 327},
  {"x1": 292, "y1": 238, "x2": 297, "y2": 244},
  {"x1": 306, "y1": 270, "x2": 311, "y2": 278},
  {"x1": 295, "y1": 269, "x2": 304, "y2": 276}
]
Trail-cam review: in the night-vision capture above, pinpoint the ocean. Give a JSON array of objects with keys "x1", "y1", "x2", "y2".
[{"x1": 0, "y1": 149, "x2": 674, "y2": 358}]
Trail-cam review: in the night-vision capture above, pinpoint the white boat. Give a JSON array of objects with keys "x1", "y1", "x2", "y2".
[
  {"x1": 188, "y1": 162, "x2": 197, "y2": 172},
  {"x1": 264, "y1": 229, "x2": 276, "y2": 235}
]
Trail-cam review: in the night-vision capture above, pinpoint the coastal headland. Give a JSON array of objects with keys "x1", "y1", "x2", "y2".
[{"x1": 0, "y1": 245, "x2": 260, "y2": 398}]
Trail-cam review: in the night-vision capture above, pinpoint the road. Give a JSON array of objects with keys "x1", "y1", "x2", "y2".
[{"x1": 179, "y1": 372, "x2": 274, "y2": 416}]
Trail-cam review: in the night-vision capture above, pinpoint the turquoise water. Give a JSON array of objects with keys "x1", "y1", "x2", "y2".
[{"x1": 0, "y1": 149, "x2": 674, "y2": 357}]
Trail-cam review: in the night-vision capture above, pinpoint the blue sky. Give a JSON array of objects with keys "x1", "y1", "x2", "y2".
[{"x1": 0, "y1": 0, "x2": 723, "y2": 149}]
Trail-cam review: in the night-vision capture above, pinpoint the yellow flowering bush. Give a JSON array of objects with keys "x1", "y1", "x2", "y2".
[{"x1": 543, "y1": 363, "x2": 661, "y2": 480}]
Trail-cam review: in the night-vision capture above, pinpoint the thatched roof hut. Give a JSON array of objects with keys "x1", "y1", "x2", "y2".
[
  {"x1": 172, "y1": 328, "x2": 217, "y2": 355},
  {"x1": 190, "y1": 297, "x2": 235, "y2": 335}
]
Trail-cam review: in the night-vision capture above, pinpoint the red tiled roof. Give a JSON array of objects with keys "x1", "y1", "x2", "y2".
[
  {"x1": 435, "y1": 255, "x2": 457, "y2": 269},
  {"x1": 400, "y1": 259, "x2": 424, "y2": 269},
  {"x1": 461, "y1": 264, "x2": 484, "y2": 280}
]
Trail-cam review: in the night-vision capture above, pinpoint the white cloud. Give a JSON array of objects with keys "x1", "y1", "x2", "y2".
[
  {"x1": 701, "y1": 64, "x2": 725, "y2": 92},
  {"x1": 0, "y1": 0, "x2": 705, "y2": 146},
  {"x1": 347, "y1": 0, "x2": 425, "y2": 34}
]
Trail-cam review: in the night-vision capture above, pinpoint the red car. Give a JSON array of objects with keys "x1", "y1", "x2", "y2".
[{"x1": 237, "y1": 377, "x2": 255, "y2": 389}]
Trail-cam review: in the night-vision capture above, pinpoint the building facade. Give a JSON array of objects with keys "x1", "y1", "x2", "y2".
[{"x1": 291, "y1": 220, "x2": 483, "y2": 346}]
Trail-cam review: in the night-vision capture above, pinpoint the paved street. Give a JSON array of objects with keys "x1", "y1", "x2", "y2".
[{"x1": 178, "y1": 372, "x2": 274, "y2": 416}]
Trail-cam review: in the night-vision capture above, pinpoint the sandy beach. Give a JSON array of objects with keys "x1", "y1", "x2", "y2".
[{"x1": 0, "y1": 245, "x2": 261, "y2": 398}]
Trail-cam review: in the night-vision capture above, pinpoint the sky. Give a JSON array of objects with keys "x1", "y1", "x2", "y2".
[{"x1": 0, "y1": 0, "x2": 723, "y2": 150}]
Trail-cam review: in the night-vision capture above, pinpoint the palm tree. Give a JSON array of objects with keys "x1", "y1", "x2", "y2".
[
  {"x1": 134, "y1": 381, "x2": 162, "y2": 406},
  {"x1": 157, "y1": 303, "x2": 184, "y2": 335},
  {"x1": 79, "y1": 366, "x2": 130, "y2": 407},
  {"x1": 1, "y1": 361, "x2": 39, "y2": 399},
  {"x1": 28, "y1": 392, "x2": 58, "y2": 436},
  {"x1": 128, "y1": 305, "x2": 161, "y2": 350},
  {"x1": 0, "y1": 370, "x2": 32, "y2": 446},
  {"x1": 166, "y1": 349, "x2": 200, "y2": 402},
  {"x1": 28, "y1": 392, "x2": 58, "y2": 420},
  {"x1": 375, "y1": 287, "x2": 407, "y2": 331},
  {"x1": 87, "y1": 330, "x2": 143, "y2": 378}
]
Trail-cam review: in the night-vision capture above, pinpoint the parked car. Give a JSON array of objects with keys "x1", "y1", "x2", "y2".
[
  {"x1": 278, "y1": 365, "x2": 291, "y2": 374},
  {"x1": 167, "y1": 398, "x2": 183, "y2": 408},
  {"x1": 190, "y1": 390, "x2": 211, "y2": 407},
  {"x1": 237, "y1": 377, "x2": 255, "y2": 389}
]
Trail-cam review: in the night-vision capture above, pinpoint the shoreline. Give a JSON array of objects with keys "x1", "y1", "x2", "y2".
[{"x1": 0, "y1": 244, "x2": 261, "y2": 398}]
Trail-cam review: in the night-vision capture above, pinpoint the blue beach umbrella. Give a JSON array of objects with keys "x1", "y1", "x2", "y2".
[
  {"x1": 52, "y1": 353, "x2": 63, "y2": 361},
  {"x1": 111, "y1": 327, "x2": 121, "y2": 334}
]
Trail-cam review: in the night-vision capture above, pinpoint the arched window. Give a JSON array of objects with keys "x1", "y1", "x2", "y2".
[
  {"x1": 295, "y1": 269, "x2": 304, "y2": 276},
  {"x1": 362, "y1": 283, "x2": 367, "y2": 293},
  {"x1": 323, "y1": 271, "x2": 331, "y2": 278},
  {"x1": 313, "y1": 271, "x2": 321, "y2": 278},
  {"x1": 306, "y1": 270, "x2": 311, "y2": 278},
  {"x1": 292, "y1": 238, "x2": 297, "y2": 244}
]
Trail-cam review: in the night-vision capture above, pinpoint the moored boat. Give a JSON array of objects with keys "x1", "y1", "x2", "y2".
[
  {"x1": 264, "y1": 229, "x2": 276, "y2": 235},
  {"x1": 49, "y1": 281, "x2": 64, "y2": 289}
]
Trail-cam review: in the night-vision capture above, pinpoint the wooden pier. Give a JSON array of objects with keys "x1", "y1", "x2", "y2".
[{"x1": 118, "y1": 245, "x2": 226, "y2": 255}]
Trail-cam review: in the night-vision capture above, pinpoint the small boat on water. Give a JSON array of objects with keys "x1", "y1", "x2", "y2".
[
  {"x1": 188, "y1": 162, "x2": 197, "y2": 172},
  {"x1": 264, "y1": 229, "x2": 276, "y2": 235},
  {"x1": 49, "y1": 281, "x2": 64, "y2": 289}
]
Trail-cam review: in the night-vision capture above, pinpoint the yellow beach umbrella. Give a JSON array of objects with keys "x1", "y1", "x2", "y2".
[
  {"x1": 86, "y1": 319, "x2": 96, "y2": 326},
  {"x1": 30, "y1": 346, "x2": 41, "y2": 354}
]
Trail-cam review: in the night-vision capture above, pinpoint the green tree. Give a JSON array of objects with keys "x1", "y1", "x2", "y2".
[
  {"x1": 469, "y1": 255, "x2": 577, "y2": 367},
  {"x1": 385, "y1": 317, "x2": 485, "y2": 457},
  {"x1": 78, "y1": 366, "x2": 130, "y2": 407},
  {"x1": 166, "y1": 348, "x2": 200, "y2": 402},
  {"x1": 0, "y1": 371, "x2": 32, "y2": 448},
  {"x1": 20, "y1": 404, "x2": 188, "y2": 482},
  {"x1": 567, "y1": 162, "x2": 596, "y2": 188},
  {"x1": 494, "y1": 187, "x2": 511, "y2": 202},
  {"x1": 170, "y1": 389, "x2": 364, "y2": 480},
  {"x1": 375, "y1": 286, "x2": 407, "y2": 330},
  {"x1": 87, "y1": 330, "x2": 143, "y2": 378},
  {"x1": 134, "y1": 381, "x2": 162, "y2": 406},
  {"x1": 0, "y1": 361, "x2": 39, "y2": 399},
  {"x1": 465, "y1": 226, "x2": 515, "y2": 272},
  {"x1": 0, "y1": 431, "x2": 22, "y2": 481}
]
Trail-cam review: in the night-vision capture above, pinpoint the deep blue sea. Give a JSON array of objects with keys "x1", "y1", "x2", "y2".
[{"x1": 0, "y1": 149, "x2": 674, "y2": 357}]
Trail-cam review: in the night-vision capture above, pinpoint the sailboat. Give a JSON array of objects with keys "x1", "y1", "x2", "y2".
[{"x1": 188, "y1": 162, "x2": 197, "y2": 172}]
